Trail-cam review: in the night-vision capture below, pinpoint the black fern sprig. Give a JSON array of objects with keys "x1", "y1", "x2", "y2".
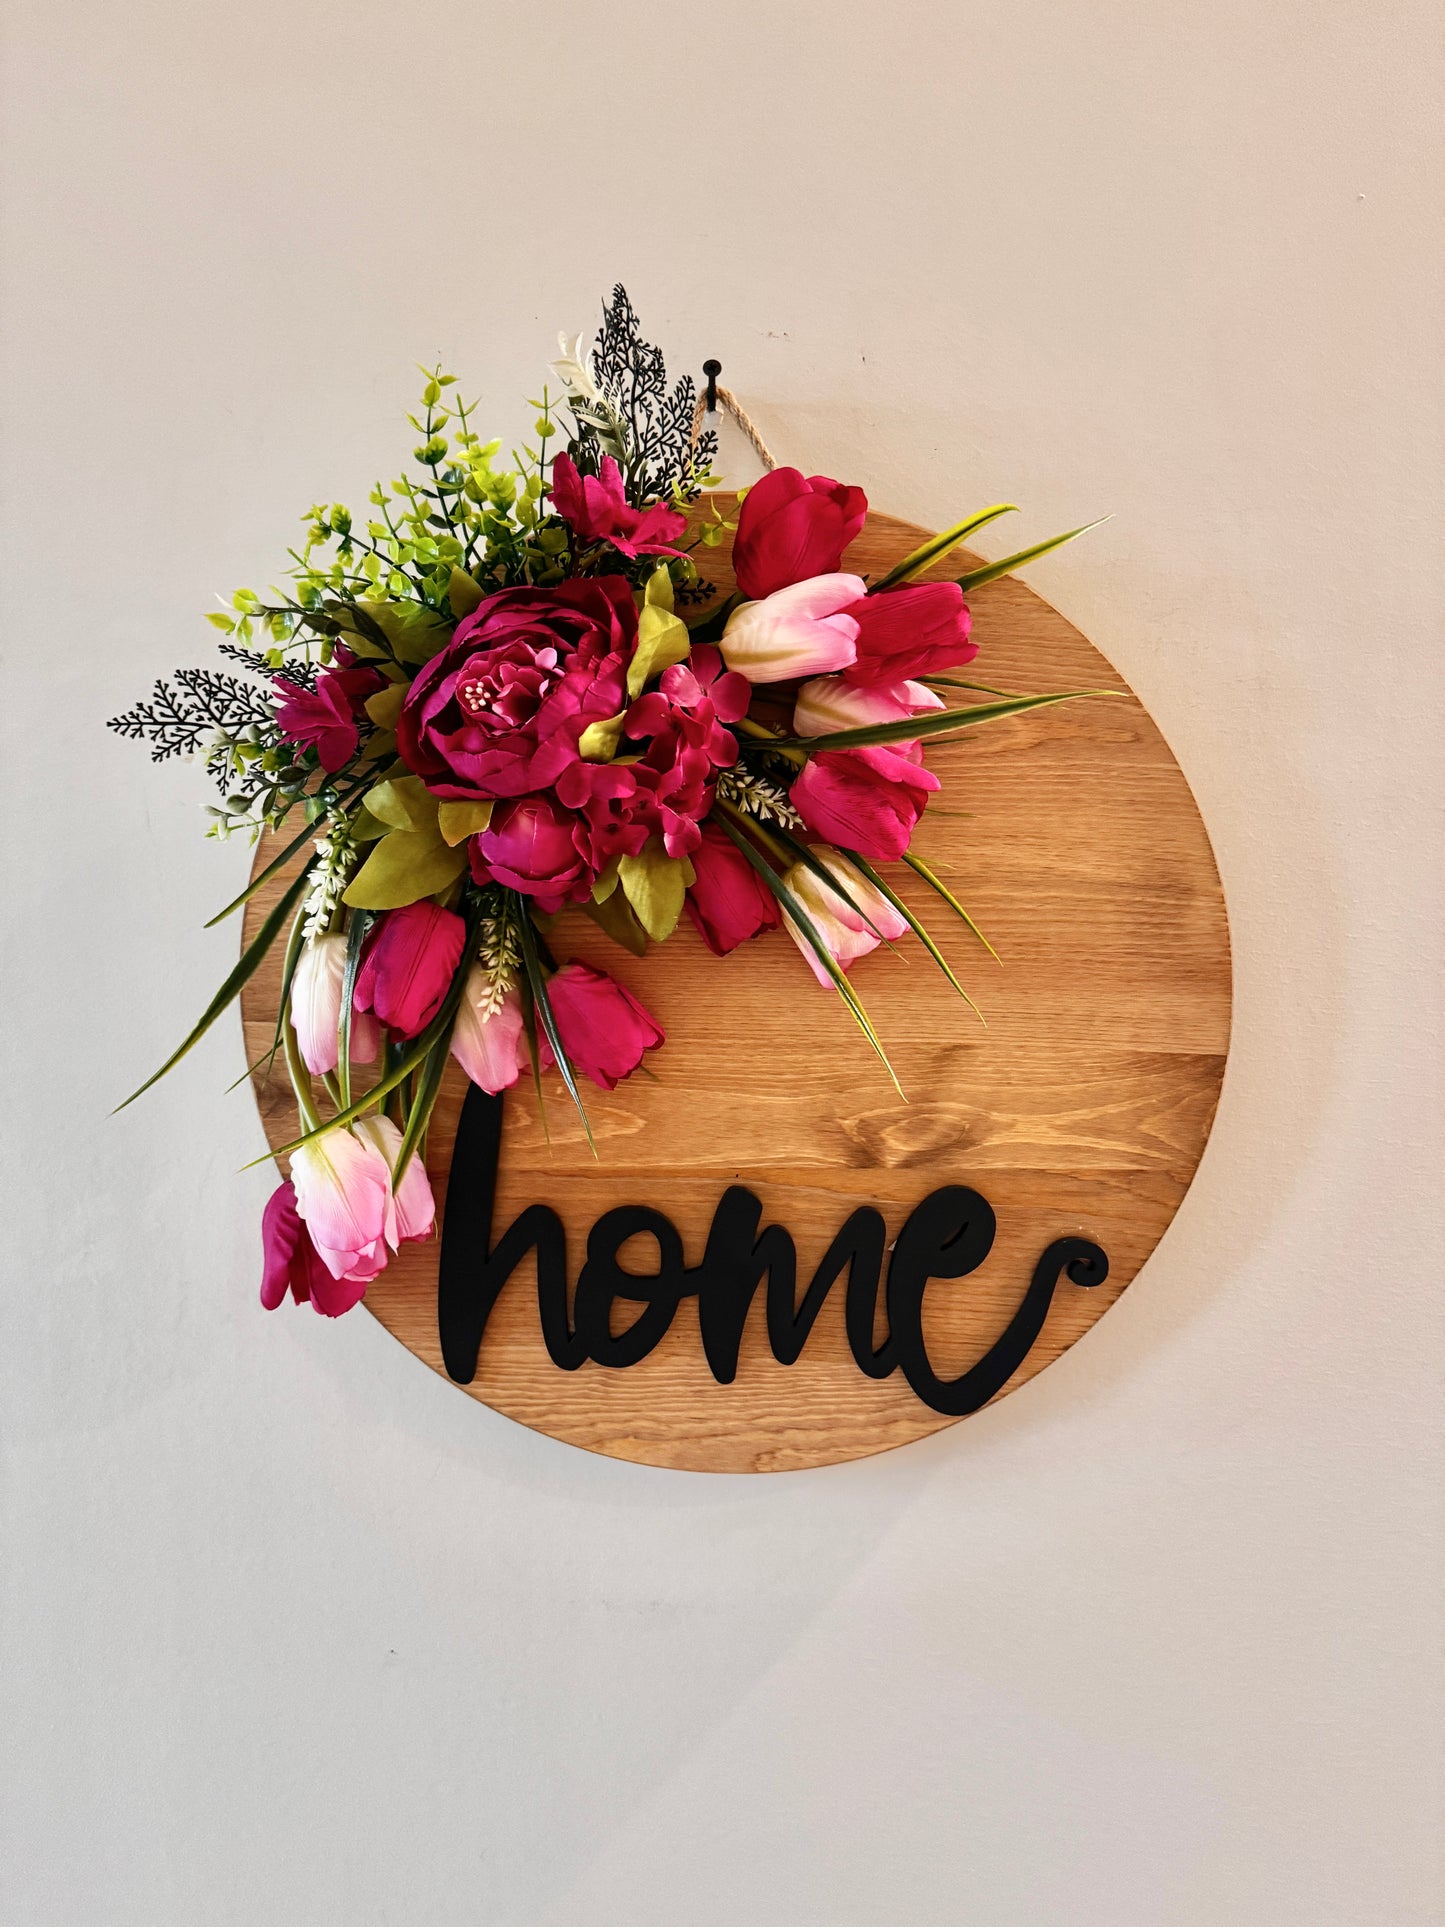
[
  {"x1": 107, "y1": 669, "x2": 274, "y2": 763},
  {"x1": 589, "y1": 285, "x2": 717, "y2": 504}
]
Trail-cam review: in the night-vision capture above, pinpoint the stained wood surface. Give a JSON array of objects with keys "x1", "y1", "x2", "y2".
[{"x1": 240, "y1": 502, "x2": 1231, "y2": 1472}]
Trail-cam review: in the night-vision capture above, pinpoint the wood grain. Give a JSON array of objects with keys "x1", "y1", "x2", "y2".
[{"x1": 240, "y1": 502, "x2": 1231, "y2": 1472}]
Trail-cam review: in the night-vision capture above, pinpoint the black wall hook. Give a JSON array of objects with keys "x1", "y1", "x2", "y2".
[{"x1": 703, "y1": 359, "x2": 721, "y2": 413}]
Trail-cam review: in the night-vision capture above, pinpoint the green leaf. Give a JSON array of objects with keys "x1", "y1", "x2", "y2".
[
  {"x1": 619, "y1": 839, "x2": 687, "y2": 943},
  {"x1": 920, "y1": 676, "x2": 1017, "y2": 698},
  {"x1": 246, "y1": 1010, "x2": 449, "y2": 1166},
  {"x1": 342, "y1": 823, "x2": 466, "y2": 909},
  {"x1": 870, "y1": 504, "x2": 1019, "y2": 592},
  {"x1": 364, "y1": 683, "x2": 409, "y2": 731},
  {"x1": 337, "y1": 909, "x2": 374, "y2": 1109},
  {"x1": 390, "y1": 1028, "x2": 452, "y2": 1186},
  {"x1": 900, "y1": 850, "x2": 999, "y2": 962},
  {"x1": 447, "y1": 567, "x2": 485, "y2": 619},
  {"x1": 357, "y1": 599, "x2": 453, "y2": 666},
  {"x1": 203, "y1": 817, "x2": 319, "y2": 928},
  {"x1": 583, "y1": 888, "x2": 649, "y2": 957},
  {"x1": 363, "y1": 774, "x2": 436, "y2": 832},
  {"x1": 782, "y1": 688, "x2": 1108, "y2": 752},
  {"x1": 627, "y1": 567, "x2": 691, "y2": 697},
  {"x1": 517, "y1": 910, "x2": 595, "y2": 1153},
  {"x1": 116, "y1": 859, "x2": 316, "y2": 1110},
  {"x1": 953, "y1": 518, "x2": 1110, "y2": 594},
  {"x1": 577, "y1": 711, "x2": 628, "y2": 762},
  {"x1": 845, "y1": 853, "x2": 984, "y2": 1022},
  {"x1": 714, "y1": 816, "x2": 903, "y2": 1097},
  {"x1": 351, "y1": 803, "x2": 389, "y2": 842},
  {"x1": 437, "y1": 798, "x2": 493, "y2": 845}
]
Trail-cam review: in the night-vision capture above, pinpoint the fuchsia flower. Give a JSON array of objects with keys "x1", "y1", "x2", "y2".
[
  {"x1": 537, "y1": 962, "x2": 665, "y2": 1090},
  {"x1": 846, "y1": 581, "x2": 976, "y2": 685},
  {"x1": 397, "y1": 577, "x2": 637, "y2": 801},
  {"x1": 624, "y1": 645, "x2": 749, "y2": 857},
  {"x1": 719, "y1": 575, "x2": 864, "y2": 684},
  {"x1": 290, "y1": 933, "x2": 379, "y2": 1076},
  {"x1": 274, "y1": 649, "x2": 388, "y2": 774},
  {"x1": 685, "y1": 822, "x2": 781, "y2": 955},
  {"x1": 354, "y1": 900, "x2": 467, "y2": 1038},
  {"x1": 450, "y1": 977, "x2": 529, "y2": 1094},
  {"x1": 548, "y1": 453, "x2": 688, "y2": 559},
  {"x1": 731, "y1": 467, "x2": 868, "y2": 600},
  {"x1": 791, "y1": 747, "x2": 940, "y2": 862},
  {"x1": 469, "y1": 795, "x2": 595, "y2": 911},
  {"x1": 780, "y1": 849, "x2": 910, "y2": 986}
]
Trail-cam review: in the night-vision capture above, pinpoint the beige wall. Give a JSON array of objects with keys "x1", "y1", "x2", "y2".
[{"x1": 3, "y1": 2, "x2": 1443, "y2": 1921}]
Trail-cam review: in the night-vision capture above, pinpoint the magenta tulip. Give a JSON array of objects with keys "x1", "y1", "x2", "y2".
[
  {"x1": 791, "y1": 746, "x2": 940, "y2": 861},
  {"x1": 731, "y1": 467, "x2": 868, "y2": 600},
  {"x1": 354, "y1": 900, "x2": 466, "y2": 1038},
  {"x1": 846, "y1": 582, "x2": 976, "y2": 686},
  {"x1": 685, "y1": 821, "x2": 782, "y2": 955},
  {"x1": 537, "y1": 962, "x2": 665, "y2": 1090}
]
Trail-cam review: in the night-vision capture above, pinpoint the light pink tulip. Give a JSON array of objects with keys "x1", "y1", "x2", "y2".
[
  {"x1": 780, "y1": 849, "x2": 910, "y2": 986},
  {"x1": 450, "y1": 973, "x2": 529, "y2": 1094},
  {"x1": 719, "y1": 573, "x2": 864, "y2": 684},
  {"x1": 290, "y1": 932, "x2": 379, "y2": 1075},
  {"x1": 792, "y1": 674, "x2": 944, "y2": 740},
  {"x1": 288, "y1": 1125, "x2": 393, "y2": 1283},
  {"x1": 353, "y1": 1114, "x2": 436, "y2": 1247}
]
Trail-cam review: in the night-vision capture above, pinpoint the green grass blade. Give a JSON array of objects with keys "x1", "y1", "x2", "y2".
[
  {"x1": 780, "y1": 688, "x2": 1108, "y2": 752},
  {"x1": 953, "y1": 517, "x2": 1110, "y2": 594},
  {"x1": 871, "y1": 504, "x2": 1018, "y2": 592},
  {"x1": 921, "y1": 676, "x2": 1017, "y2": 697},
  {"x1": 716, "y1": 816, "x2": 903, "y2": 1097},
  {"x1": 242, "y1": 1015, "x2": 448, "y2": 1167},
  {"x1": 390, "y1": 1029, "x2": 452, "y2": 1186},
  {"x1": 760, "y1": 821, "x2": 901, "y2": 950},
  {"x1": 116, "y1": 859, "x2": 316, "y2": 1111},
  {"x1": 518, "y1": 910, "x2": 595, "y2": 1155},
  {"x1": 845, "y1": 853, "x2": 985, "y2": 1024},
  {"x1": 337, "y1": 910, "x2": 374, "y2": 1110},
  {"x1": 901, "y1": 850, "x2": 999, "y2": 962},
  {"x1": 203, "y1": 818, "x2": 319, "y2": 927}
]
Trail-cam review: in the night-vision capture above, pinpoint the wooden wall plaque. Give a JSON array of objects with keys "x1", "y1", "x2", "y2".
[{"x1": 240, "y1": 502, "x2": 1231, "y2": 1472}]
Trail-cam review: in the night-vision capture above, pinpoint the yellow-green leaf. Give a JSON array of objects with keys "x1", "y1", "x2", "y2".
[
  {"x1": 584, "y1": 889, "x2": 648, "y2": 957},
  {"x1": 351, "y1": 804, "x2": 389, "y2": 842},
  {"x1": 578, "y1": 711, "x2": 628, "y2": 761},
  {"x1": 448, "y1": 568, "x2": 486, "y2": 619},
  {"x1": 364, "y1": 683, "x2": 409, "y2": 731},
  {"x1": 644, "y1": 562, "x2": 674, "y2": 613},
  {"x1": 342, "y1": 824, "x2": 466, "y2": 909},
  {"x1": 591, "y1": 856, "x2": 621, "y2": 902},
  {"x1": 619, "y1": 838, "x2": 687, "y2": 943},
  {"x1": 627, "y1": 602, "x2": 690, "y2": 699},
  {"x1": 364, "y1": 774, "x2": 437, "y2": 832},
  {"x1": 437, "y1": 798, "x2": 493, "y2": 845},
  {"x1": 358, "y1": 600, "x2": 453, "y2": 666}
]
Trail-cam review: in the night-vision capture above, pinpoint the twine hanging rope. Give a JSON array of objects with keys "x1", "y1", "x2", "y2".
[{"x1": 689, "y1": 365, "x2": 777, "y2": 472}]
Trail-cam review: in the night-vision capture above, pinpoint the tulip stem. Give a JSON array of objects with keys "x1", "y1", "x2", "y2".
[{"x1": 282, "y1": 1008, "x2": 323, "y2": 1135}]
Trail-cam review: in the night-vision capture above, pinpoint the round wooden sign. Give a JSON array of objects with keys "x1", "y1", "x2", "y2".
[{"x1": 241, "y1": 503, "x2": 1230, "y2": 1472}]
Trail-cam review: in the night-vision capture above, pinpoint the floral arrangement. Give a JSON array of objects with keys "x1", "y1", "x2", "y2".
[{"x1": 111, "y1": 287, "x2": 1096, "y2": 1319}]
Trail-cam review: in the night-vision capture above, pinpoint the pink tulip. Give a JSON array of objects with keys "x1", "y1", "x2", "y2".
[
  {"x1": 289, "y1": 933, "x2": 379, "y2": 1075},
  {"x1": 719, "y1": 574, "x2": 864, "y2": 684},
  {"x1": 288, "y1": 1125, "x2": 393, "y2": 1284},
  {"x1": 781, "y1": 849, "x2": 910, "y2": 986},
  {"x1": 537, "y1": 962, "x2": 665, "y2": 1090},
  {"x1": 260, "y1": 1179, "x2": 370, "y2": 1317},
  {"x1": 792, "y1": 674, "x2": 944, "y2": 740},
  {"x1": 354, "y1": 900, "x2": 466, "y2": 1039},
  {"x1": 354, "y1": 1114, "x2": 436, "y2": 1248},
  {"x1": 791, "y1": 746, "x2": 940, "y2": 861},
  {"x1": 450, "y1": 974, "x2": 529, "y2": 1093},
  {"x1": 731, "y1": 468, "x2": 868, "y2": 600},
  {"x1": 846, "y1": 582, "x2": 976, "y2": 686},
  {"x1": 684, "y1": 821, "x2": 782, "y2": 956}
]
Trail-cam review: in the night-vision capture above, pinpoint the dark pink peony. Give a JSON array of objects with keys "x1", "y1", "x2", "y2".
[
  {"x1": 845, "y1": 581, "x2": 977, "y2": 686},
  {"x1": 685, "y1": 822, "x2": 781, "y2": 955},
  {"x1": 537, "y1": 962, "x2": 665, "y2": 1090},
  {"x1": 731, "y1": 467, "x2": 868, "y2": 601},
  {"x1": 791, "y1": 745, "x2": 940, "y2": 861},
  {"x1": 274, "y1": 648, "x2": 388, "y2": 774},
  {"x1": 353, "y1": 900, "x2": 467, "y2": 1039},
  {"x1": 396, "y1": 578, "x2": 636, "y2": 801},
  {"x1": 548, "y1": 453, "x2": 688, "y2": 559},
  {"x1": 468, "y1": 795, "x2": 595, "y2": 911},
  {"x1": 260, "y1": 1179, "x2": 370, "y2": 1318}
]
